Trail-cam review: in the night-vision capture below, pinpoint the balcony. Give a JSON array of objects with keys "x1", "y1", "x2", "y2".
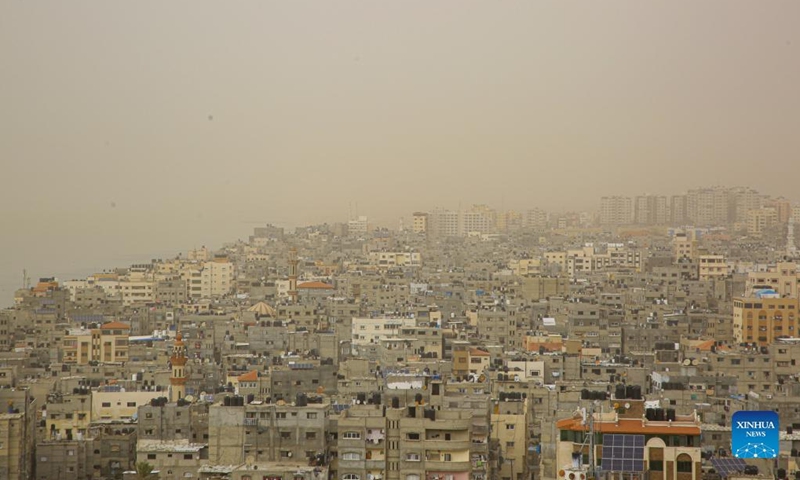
[
  {"x1": 425, "y1": 460, "x2": 471, "y2": 472},
  {"x1": 423, "y1": 439, "x2": 471, "y2": 451}
]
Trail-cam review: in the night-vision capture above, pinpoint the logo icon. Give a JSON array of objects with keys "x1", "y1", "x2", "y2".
[{"x1": 731, "y1": 411, "x2": 779, "y2": 459}]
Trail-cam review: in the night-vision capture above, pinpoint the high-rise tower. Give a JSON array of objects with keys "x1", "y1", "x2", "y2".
[
  {"x1": 788, "y1": 217, "x2": 797, "y2": 258},
  {"x1": 169, "y1": 332, "x2": 188, "y2": 402}
]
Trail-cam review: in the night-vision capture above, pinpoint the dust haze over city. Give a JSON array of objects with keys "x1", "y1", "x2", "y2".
[
  {"x1": 5, "y1": 2, "x2": 800, "y2": 480},
  {"x1": 2, "y1": 1, "x2": 800, "y2": 303}
]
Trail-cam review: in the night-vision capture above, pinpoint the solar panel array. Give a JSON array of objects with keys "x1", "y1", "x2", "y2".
[
  {"x1": 601, "y1": 434, "x2": 645, "y2": 472},
  {"x1": 710, "y1": 458, "x2": 747, "y2": 478}
]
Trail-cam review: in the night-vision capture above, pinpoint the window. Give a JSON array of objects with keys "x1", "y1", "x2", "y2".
[
  {"x1": 281, "y1": 431, "x2": 291, "y2": 439},
  {"x1": 406, "y1": 432, "x2": 420, "y2": 440},
  {"x1": 276, "y1": 412, "x2": 287, "y2": 419},
  {"x1": 406, "y1": 453, "x2": 421, "y2": 461},
  {"x1": 101, "y1": 402, "x2": 111, "y2": 408},
  {"x1": 305, "y1": 432, "x2": 317, "y2": 440},
  {"x1": 677, "y1": 461, "x2": 693, "y2": 473},
  {"x1": 506, "y1": 424, "x2": 515, "y2": 430},
  {"x1": 342, "y1": 452, "x2": 361, "y2": 460},
  {"x1": 342, "y1": 431, "x2": 361, "y2": 440},
  {"x1": 147, "y1": 454, "x2": 156, "y2": 460},
  {"x1": 406, "y1": 476, "x2": 421, "y2": 480},
  {"x1": 307, "y1": 412, "x2": 318, "y2": 419},
  {"x1": 444, "y1": 453, "x2": 452, "y2": 461},
  {"x1": 184, "y1": 454, "x2": 193, "y2": 460},
  {"x1": 127, "y1": 402, "x2": 136, "y2": 407},
  {"x1": 649, "y1": 460, "x2": 663, "y2": 471},
  {"x1": 343, "y1": 475, "x2": 360, "y2": 480}
]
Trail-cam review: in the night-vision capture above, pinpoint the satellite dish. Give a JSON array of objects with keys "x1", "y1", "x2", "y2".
[
  {"x1": 184, "y1": 395, "x2": 195, "y2": 403},
  {"x1": 683, "y1": 359, "x2": 691, "y2": 366},
  {"x1": 624, "y1": 403, "x2": 631, "y2": 409}
]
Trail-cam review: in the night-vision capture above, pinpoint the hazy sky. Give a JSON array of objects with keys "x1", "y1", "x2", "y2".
[{"x1": 1, "y1": 1, "x2": 800, "y2": 303}]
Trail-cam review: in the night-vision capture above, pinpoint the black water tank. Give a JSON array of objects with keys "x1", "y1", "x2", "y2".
[
  {"x1": 372, "y1": 393, "x2": 381, "y2": 405},
  {"x1": 777, "y1": 468, "x2": 786, "y2": 479},
  {"x1": 414, "y1": 393, "x2": 423, "y2": 404},
  {"x1": 408, "y1": 406, "x2": 416, "y2": 418},
  {"x1": 223, "y1": 396, "x2": 232, "y2": 407},
  {"x1": 246, "y1": 394, "x2": 255, "y2": 404},
  {"x1": 788, "y1": 426, "x2": 794, "y2": 435},
  {"x1": 645, "y1": 409, "x2": 655, "y2": 421},
  {"x1": 616, "y1": 384, "x2": 626, "y2": 399},
  {"x1": 581, "y1": 389, "x2": 590, "y2": 400},
  {"x1": 391, "y1": 397, "x2": 400, "y2": 409},
  {"x1": 666, "y1": 409, "x2": 676, "y2": 422},
  {"x1": 296, "y1": 393, "x2": 308, "y2": 407},
  {"x1": 357, "y1": 393, "x2": 366, "y2": 403},
  {"x1": 634, "y1": 385, "x2": 642, "y2": 399}
]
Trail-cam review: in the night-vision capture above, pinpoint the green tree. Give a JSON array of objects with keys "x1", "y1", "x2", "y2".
[{"x1": 134, "y1": 461, "x2": 155, "y2": 480}]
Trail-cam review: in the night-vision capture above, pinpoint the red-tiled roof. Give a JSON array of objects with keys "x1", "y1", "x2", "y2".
[
  {"x1": 556, "y1": 417, "x2": 701, "y2": 435},
  {"x1": 99, "y1": 321, "x2": 131, "y2": 330},
  {"x1": 238, "y1": 370, "x2": 258, "y2": 382},
  {"x1": 470, "y1": 348, "x2": 490, "y2": 357},
  {"x1": 297, "y1": 281, "x2": 334, "y2": 290}
]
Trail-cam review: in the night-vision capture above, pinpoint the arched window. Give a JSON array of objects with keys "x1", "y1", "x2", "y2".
[
  {"x1": 342, "y1": 475, "x2": 360, "y2": 480},
  {"x1": 676, "y1": 453, "x2": 693, "y2": 473},
  {"x1": 406, "y1": 475, "x2": 421, "y2": 480}
]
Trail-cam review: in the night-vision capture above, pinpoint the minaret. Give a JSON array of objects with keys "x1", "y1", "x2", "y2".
[
  {"x1": 288, "y1": 247, "x2": 299, "y2": 304},
  {"x1": 788, "y1": 217, "x2": 797, "y2": 258},
  {"x1": 169, "y1": 332, "x2": 188, "y2": 402}
]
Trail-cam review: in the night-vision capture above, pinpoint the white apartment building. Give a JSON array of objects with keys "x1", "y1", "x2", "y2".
[
  {"x1": 200, "y1": 258, "x2": 234, "y2": 298},
  {"x1": 599, "y1": 196, "x2": 633, "y2": 225},
  {"x1": 351, "y1": 316, "x2": 418, "y2": 348}
]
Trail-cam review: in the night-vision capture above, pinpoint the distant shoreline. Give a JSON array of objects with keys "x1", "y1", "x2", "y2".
[{"x1": 0, "y1": 250, "x2": 178, "y2": 309}]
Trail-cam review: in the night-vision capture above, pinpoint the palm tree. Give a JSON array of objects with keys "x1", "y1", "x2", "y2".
[{"x1": 134, "y1": 461, "x2": 155, "y2": 480}]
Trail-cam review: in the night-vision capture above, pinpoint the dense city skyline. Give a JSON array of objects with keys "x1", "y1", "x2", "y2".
[{"x1": 3, "y1": 1, "x2": 800, "y2": 310}]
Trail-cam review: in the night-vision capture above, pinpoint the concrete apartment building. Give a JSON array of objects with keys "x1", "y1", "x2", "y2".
[
  {"x1": 491, "y1": 395, "x2": 529, "y2": 480},
  {"x1": 36, "y1": 424, "x2": 137, "y2": 480},
  {"x1": 698, "y1": 254, "x2": 727, "y2": 281},
  {"x1": 412, "y1": 212, "x2": 429, "y2": 234},
  {"x1": 670, "y1": 195, "x2": 688, "y2": 224},
  {"x1": 747, "y1": 207, "x2": 779, "y2": 236},
  {"x1": 745, "y1": 262, "x2": 800, "y2": 297},
  {"x1": 62, "y1": 320, "x2": 131, "y2": 364},
  {"x1": 524, "y1": 208, "x2": 548, "y2": 230},
  {"x1": 137, "y1": 439, "x2": 209, "y2": 480},
  {"x1": 733, "y1": 291, "x2": 799, "y2": 346},
  {"x1": 137, "y1": 402, "x2": 209, "y2": 444},
  {"x1": 0, "y1": 389, "x2": 36, "y2": 480},
  {"x1": 634, "y1": 195, "x2": 669, "y2": 225},
  {"x1": 686, "y1": 187, "x2": 731, "y2": 225},
  {"x1": 384, "y1": 400, "x2": 479, "y2": 480},
  {"x1": 599, "y1": 196, "x2": 633, "y2": 225},
  {"x1": 208, "y1": 396, "x2": 329, "y2": 466}
]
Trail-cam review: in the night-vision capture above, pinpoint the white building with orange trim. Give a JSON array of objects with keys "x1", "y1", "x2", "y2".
[{"x1": 555, "y1": 399, "x2": 702, "y2": 480}]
